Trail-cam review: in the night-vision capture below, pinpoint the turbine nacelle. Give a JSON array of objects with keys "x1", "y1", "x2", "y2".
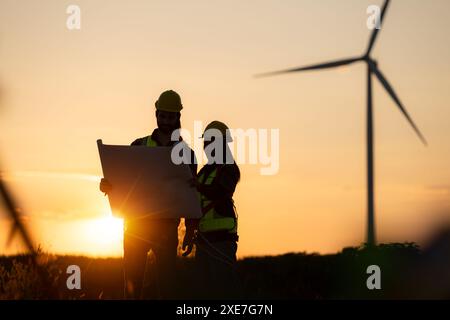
[{"x1": 366, "y1": 58, "x2": 378, "y2": 69}]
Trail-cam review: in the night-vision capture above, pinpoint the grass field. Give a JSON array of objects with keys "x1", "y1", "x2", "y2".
[{"x1": 3, "y1": 241, "x2": 448, "y2": 300}]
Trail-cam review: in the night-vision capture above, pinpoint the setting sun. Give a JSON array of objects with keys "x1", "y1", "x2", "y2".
[
  {"x1": 1, "y1": 0, "x2": 450, "y2": 303},
  {"x1": 1, "y1": 0, "x2": 450, "y2": 259},
  {"x1": 84, "y1": 216, "x2": 123, "y2": 248}
]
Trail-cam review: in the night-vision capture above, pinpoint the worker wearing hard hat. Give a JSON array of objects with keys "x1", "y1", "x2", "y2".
[
  {"x1": 100, "y1": 90, "x2": 196, "y2": 299},
  {"x1": 182, "y1": 121, "x2": 241, "y2": 299}
]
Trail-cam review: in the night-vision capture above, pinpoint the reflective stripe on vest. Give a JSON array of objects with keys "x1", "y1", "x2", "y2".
[
  {"x1": 145, "y1": 136, "x2": 158, "y2": 147},
  {"x1": 198, "y1": 167, "x2": 237, "y2": 234}
]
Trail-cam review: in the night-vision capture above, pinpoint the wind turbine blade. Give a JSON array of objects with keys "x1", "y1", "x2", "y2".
[
  {"x1": 0, "y1": 178, "x2": 54, "y2": 295},
  {"x1": 6, "y1": 222, "x2": 18, "y2": 247},
  {"x1": 366, "y1": 0, "x2": 391, "y2": 56},
  {"x1": 371, "y1": 64, "x2": 427, "y2": 146},
  {"x1": 0, "y1": 179, "x2": 35, "y2": 253},
  {"x1": 255, "y1": 57, "x2": 363, "y2": 78}
]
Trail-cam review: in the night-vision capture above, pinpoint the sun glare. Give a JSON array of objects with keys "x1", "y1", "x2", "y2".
[{"x1": 84, "y1": 216, "x2": 124, "y2": 246}]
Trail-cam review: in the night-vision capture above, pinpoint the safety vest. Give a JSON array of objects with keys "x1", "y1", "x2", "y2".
[
  {"x1": 145, "y1": 136, "x2": 158, "y2": 147},
  {"x1": 145, "y1": 134, "x2": 181, "y2": 147},
  {"x1": 198, "y1": 167, "x2": 237, "y2": 234}
]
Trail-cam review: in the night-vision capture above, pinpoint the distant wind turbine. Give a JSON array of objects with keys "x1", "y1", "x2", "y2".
[{"x1": 256, "y1": 0, "x2": 427, "y2": 246}]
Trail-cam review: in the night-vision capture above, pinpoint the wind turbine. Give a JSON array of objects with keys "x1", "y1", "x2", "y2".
[{"x1": 256, "y1": 0, "x2": 427, "y2": 246}]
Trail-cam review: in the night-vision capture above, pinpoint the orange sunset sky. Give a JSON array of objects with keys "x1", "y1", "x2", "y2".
[{"x1": 1, "y1": 0, "x2": 450, "y2": 257}]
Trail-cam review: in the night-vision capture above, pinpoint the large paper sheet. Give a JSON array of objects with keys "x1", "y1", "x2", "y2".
[{"x1": 97, "y1": 139, "x2": 202, "y2": 219}]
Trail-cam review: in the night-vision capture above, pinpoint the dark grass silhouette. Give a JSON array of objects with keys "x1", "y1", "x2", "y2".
[{"x1": 2, "y1": 239, "x2": 449, "y2": 300}]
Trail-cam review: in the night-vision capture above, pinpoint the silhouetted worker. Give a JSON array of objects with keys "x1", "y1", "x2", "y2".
[
  {"x1": 100, "y1": 90, "x2": 196, "y2": 299},
  {"x1": 182, "y1": 121, "x2": 241, "y2": 299}
]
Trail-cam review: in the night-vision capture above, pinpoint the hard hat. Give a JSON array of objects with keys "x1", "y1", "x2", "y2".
[
  {"x1": 202, "y1": 120, "x2": 233, "y2": 142},
  {"x1": 155, "y1": 90, "x2": 183, "y2": 112}
]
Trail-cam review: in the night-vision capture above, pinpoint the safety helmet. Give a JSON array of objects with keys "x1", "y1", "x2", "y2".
[
  {"x1": 155, "y1": 90, "x2": 183, "y2": 112},
  {"x1": 202, "y1": 120, "x2": 233, "y2": 142}
]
